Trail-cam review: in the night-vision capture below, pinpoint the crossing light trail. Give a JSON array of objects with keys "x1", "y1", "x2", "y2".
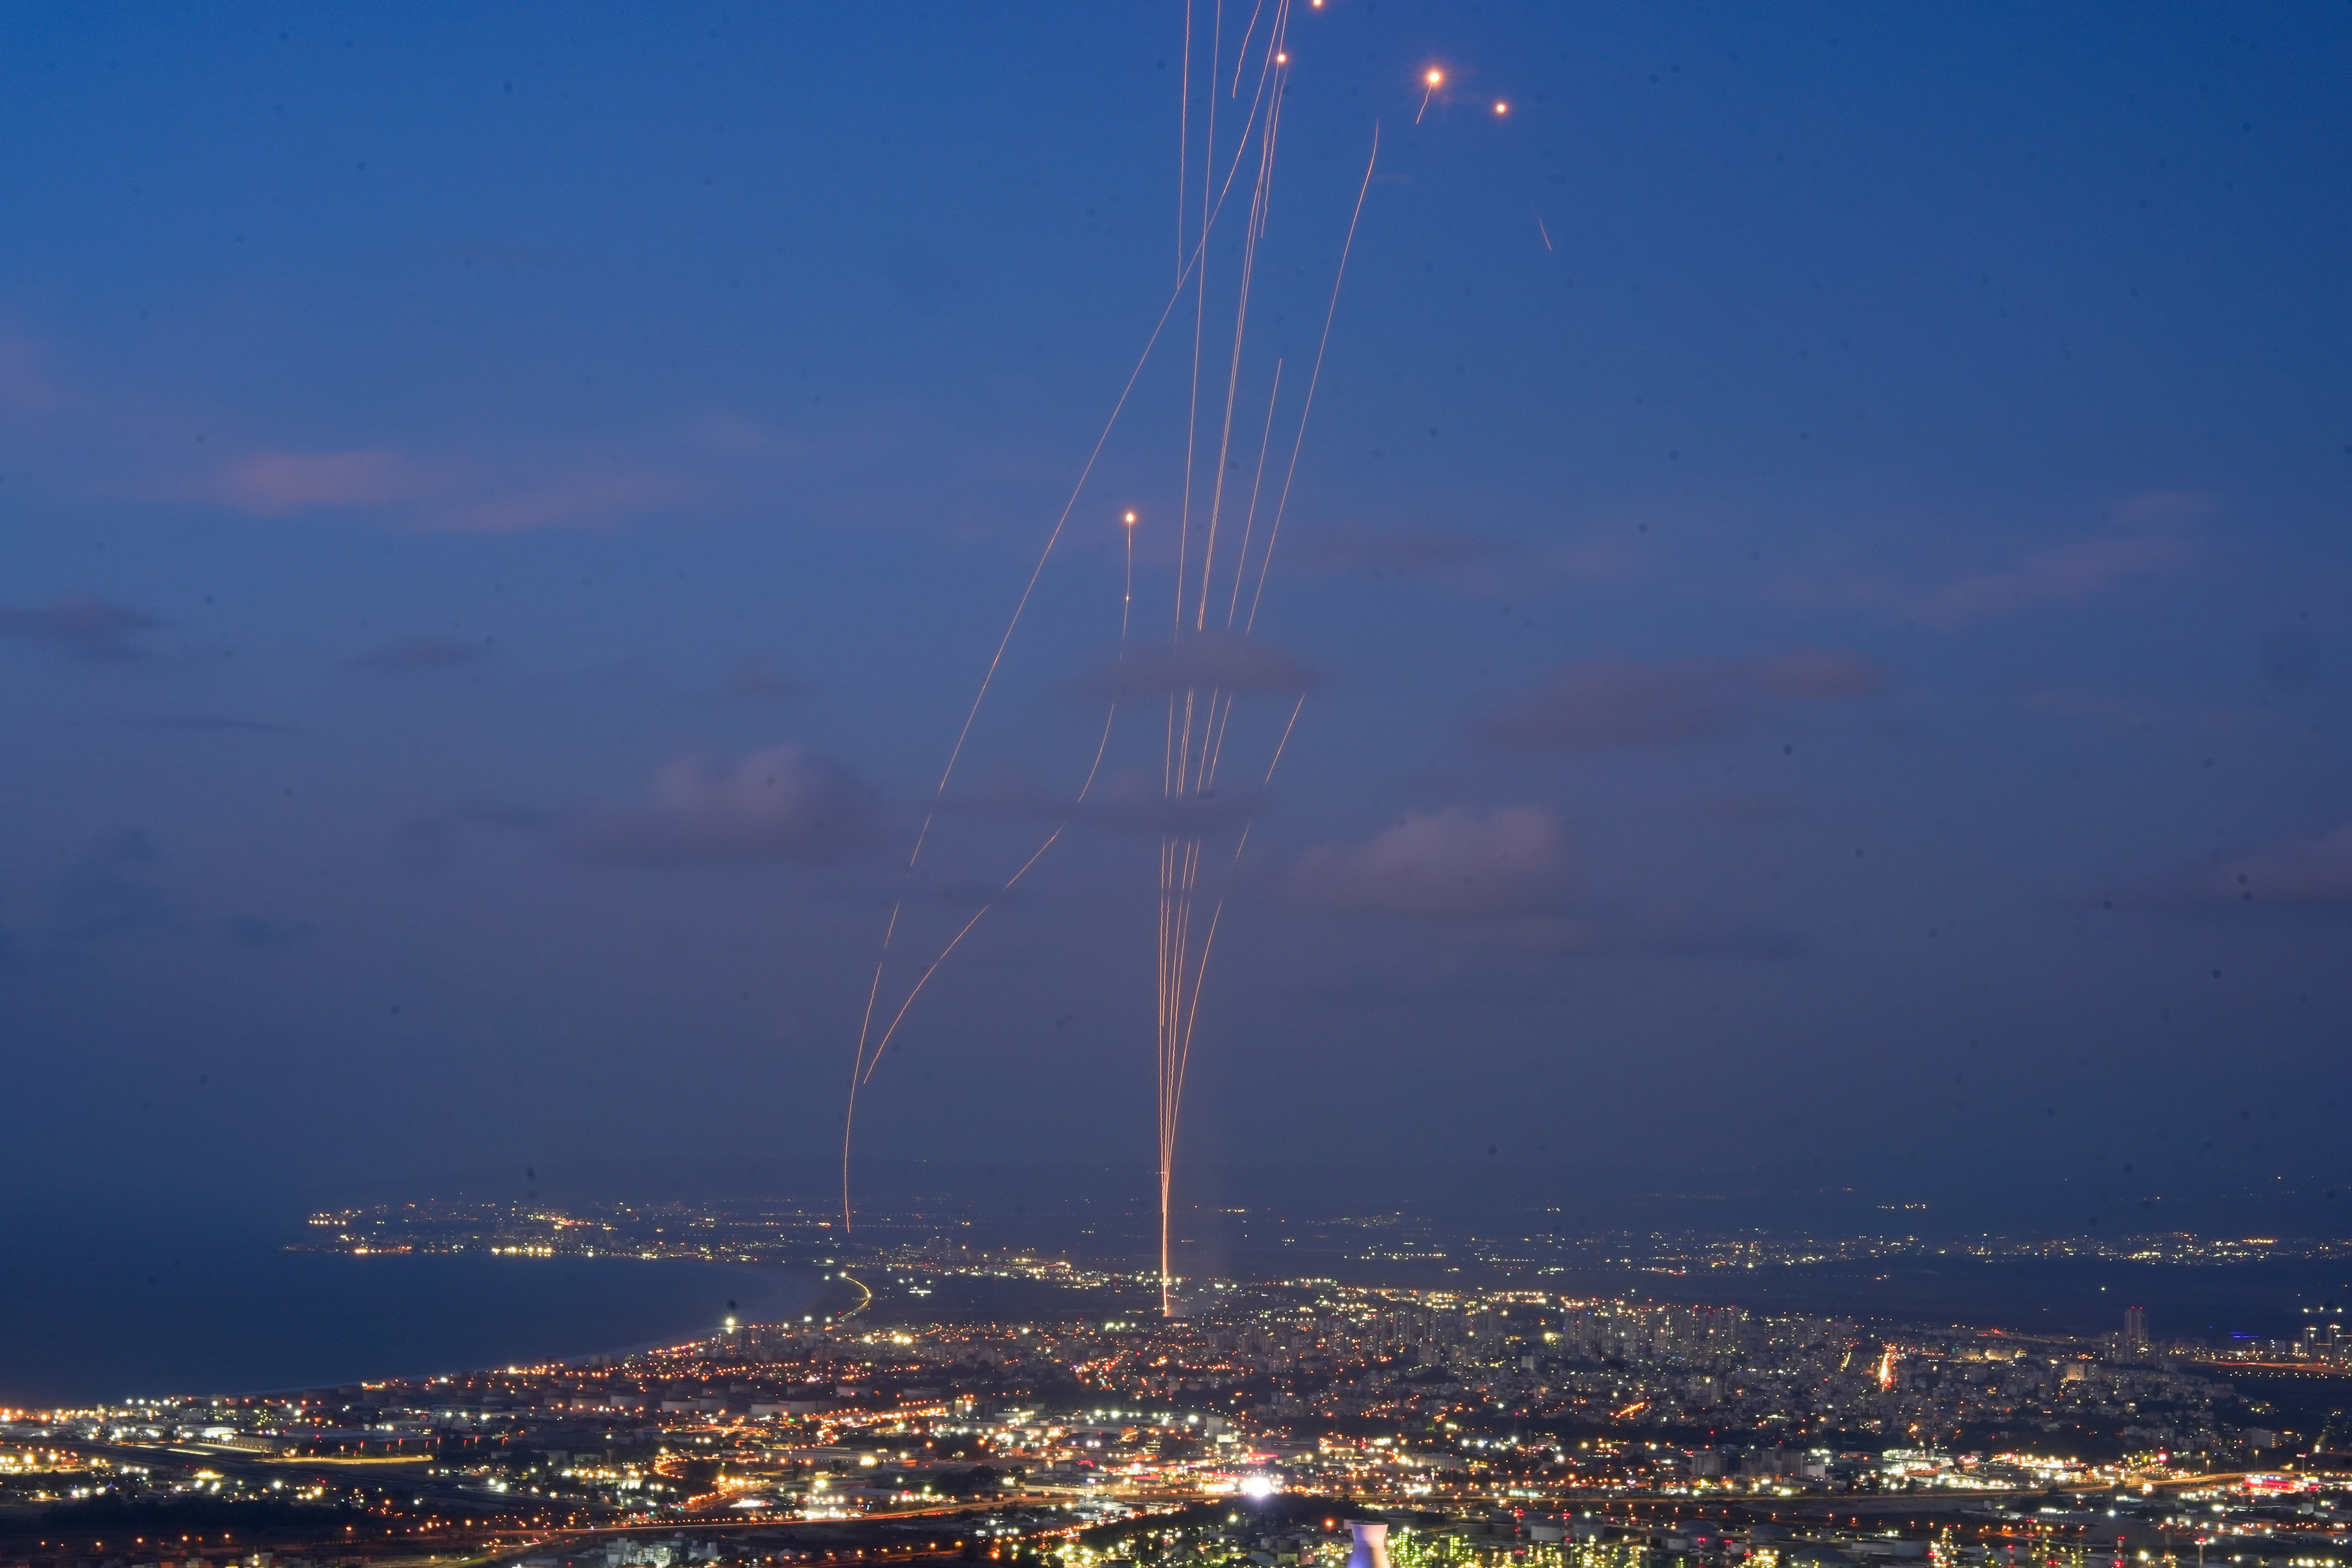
[
  {"x1": 838, "y1": 2, "x2": 1381, "y2": 1325},
  {"x1": 1156, "y1": 111, "x2": 1377, "y2": 1316},
  {"x1": 839, "y1": 0, "x2": 1312, "y2": 1237}
]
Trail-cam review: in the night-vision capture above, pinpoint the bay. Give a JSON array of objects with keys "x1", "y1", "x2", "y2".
[{"x1": 0, "y1": 1218, "x2": 811, "y2": 1409}]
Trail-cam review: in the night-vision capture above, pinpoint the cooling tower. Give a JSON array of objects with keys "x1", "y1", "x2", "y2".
[{"x1": 1345, "y1": 1521, "x2": 1391, "y2": 1568}]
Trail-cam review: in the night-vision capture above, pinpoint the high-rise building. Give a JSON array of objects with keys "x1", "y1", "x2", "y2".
[{"x1": 2123, "y1": 1305, "x2": 2149, "y2": 1357}]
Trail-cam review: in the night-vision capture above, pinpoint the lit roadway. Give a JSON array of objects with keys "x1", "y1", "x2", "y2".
[
  {"x1": 57, "y1": 1433, "x2": 492, "y2": 1515},
  {"x1": 449, "y1": 1491, "x2": 1167, "y2": 1568}
]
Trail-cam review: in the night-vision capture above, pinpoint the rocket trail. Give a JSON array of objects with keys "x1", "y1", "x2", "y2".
[
  {"x1": 853, "y1": 518, "x2": 1137, "y2": 1095},
  {"x1": 842, "y1": 3, "x2": 1371, "y2": 1332},
  {"x1": 1247, "y1": 120, "x2": 1376, "y2": 637},
  {"x1": 1155, "y1": 43, "x2": 1373, "y2": 1321},
  {"x1": 841, "y1": 5, "x2": 1297, "y2": 1236}
]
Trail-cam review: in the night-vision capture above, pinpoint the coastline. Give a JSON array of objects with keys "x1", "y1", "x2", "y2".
[{"x1": 0, "y1": 1240, "x2": 813, "y2": 1409}]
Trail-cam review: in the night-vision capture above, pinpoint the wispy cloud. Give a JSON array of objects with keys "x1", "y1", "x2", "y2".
[
  {"x1": 563, "y1": 746, "x2": 882, "y2": 866},
  {"x1": 208, "y1": 444, "x2": 690, "y2": 533},
  {"x1": 2150, "y1": 823, "x2": 2352, "y2": 913},
  {"x1": 4, "y1": 331, "x2": 724, "y2": 534},
  {"x1": 1290, "y1": 804, "x2": 1566, "y2": 919},
  {"x1": 1916, "y1": 530, "x2": 2193, "y2": 629},
  {"x1": 1479, "y1": 650, "x2": 1883, "y2": 751},
  {"x1": 0, "y1": 594, "x2": 168, "y2": 663},
  {"x1": 223, "y1": 449, "x2": 445, "y2": 513},
  {"x1": 952, "y1": 767, "x2": 1271, "y2": 837},
  {"x1": 346, "y1": 636, "x2": 495, "y2": 674},
  {"x1": 1801, "y1": 491, "x2": 2208, "y2": 630},
  {"x1": 1074, "y1": 630, "x2": 1325, "y2": 702}
]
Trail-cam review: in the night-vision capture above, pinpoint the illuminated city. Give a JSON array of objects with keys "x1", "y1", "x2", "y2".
[
  {"x1": 5, "y1": 8, "x2": 2348, "y2": 1568},
  {"x1": 8, "y1": 1200, "x2": 2352, "y2": 1568}
]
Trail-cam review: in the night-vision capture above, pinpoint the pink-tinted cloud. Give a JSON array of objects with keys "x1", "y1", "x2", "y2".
[
  {"x1": 1290, "y1": 803, "x2": 1565, "y2": 918},
  {"x1": 1917, "y1": 530, "x2": 2192, "y2": 629},
  {"x1": 564, "y1": 746, "x2": 881, "y2": 866},
  {"x1": 1804, "y1": 492, "x2": 2211, "y2": 630},
  {"x1": 0, "y1": 593, "x2": 167, "y2": 661},
  {"x1": 2174, "y1": 823, "x2": 2352, "y2": 910},
  {"x1": 224, "y1": 449, "x2": 443, "y2": 513},
  {"x1": 443, "y1": 470, "x2": 688, "y2": 533},
  {"x1": 215, "y1": 447, "x2": 688, "y2": 532}
]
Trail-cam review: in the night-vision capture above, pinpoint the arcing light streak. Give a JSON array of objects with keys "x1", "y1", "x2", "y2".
[
  {"x1": 853, "y1": 519, "x2": 1138, "y2": 1095},
  {"x1": 1246, "y1": 119, "x2": 1376, "y2": 637},
  {"x1": 843, "y1": 262, "x2": 1180, "y2": 1234},
  {"x1": 1192, "y1": 22, "x2": 1285, "y2": 635},
  {"x1": 838, "y1": 3, "x2": 1371, "y2": 1326},
  {"x1": 1230, "y1": 0, "x2": 1266, "y2": 96},
  {"x1": 841, "y1": 4, "x2": 1297, "y2": 1237},
  {"x1": 1153, "y1": 56, "x2": 1379, "y2": 1317},
  {"x1": 1153, "y1": 692, "x2": 1304, "y2": 1317},
  {"x1": 1177, "y1": 0, "x2": 1192, "y2": 283}
]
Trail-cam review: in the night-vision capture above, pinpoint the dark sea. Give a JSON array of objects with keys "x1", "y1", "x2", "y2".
[{"x1": 0, "y1": 1216, "x2": 812, "y2": 1410}]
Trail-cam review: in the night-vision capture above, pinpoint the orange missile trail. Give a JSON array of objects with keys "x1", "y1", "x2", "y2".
[
  {"x1": 1174, "y1": 0, "x2": 1222, "y2": 645},
  {"x1": 1416, "y1": 67, "x2": 1442, "y2": 125},
  {"x1": 1194, "y1": 25, "x2": 1287, "y2": 635},
  {"x1": 1158, "y1": 98, "x2": 1367, "y2": 1321},
  {"x1": 853, "y1": 510, "x2": 1139, "y2": 1095},
  {"x1": 1537, "y1": 214, "x2": 1553, "y2": 251},
  {"x1": 1247, "y1": 120, "x2": 1377, "y2": 636},
  {"x1": 1165, "y1": 0, "x2": 1276, "y2": 1315},
  {"x1": 1177, "y1": 0, "x2": 1192, "y2": 282},
  {"x1": 841, "y1": 0, "x2": 1366, "y2": 1325},
  {"x1": 1231, "y1": 0, "x2": 1266, "y2": 95},
  {"x1": 1220, "y1": 357, "x2": 1284, "y2": 629},
  {"x1": 841, "y1": 0, "x2": 1296, "y2": 1237}
]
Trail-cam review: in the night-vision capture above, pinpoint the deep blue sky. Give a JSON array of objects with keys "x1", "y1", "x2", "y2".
[{"x1": 3, "y1": 3, "x2": 2348, "y2": 1227}]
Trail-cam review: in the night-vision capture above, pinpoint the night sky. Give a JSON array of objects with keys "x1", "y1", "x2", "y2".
[{"x1": 4, "y1": 4, "x2": 2348, "y2": 1225}]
